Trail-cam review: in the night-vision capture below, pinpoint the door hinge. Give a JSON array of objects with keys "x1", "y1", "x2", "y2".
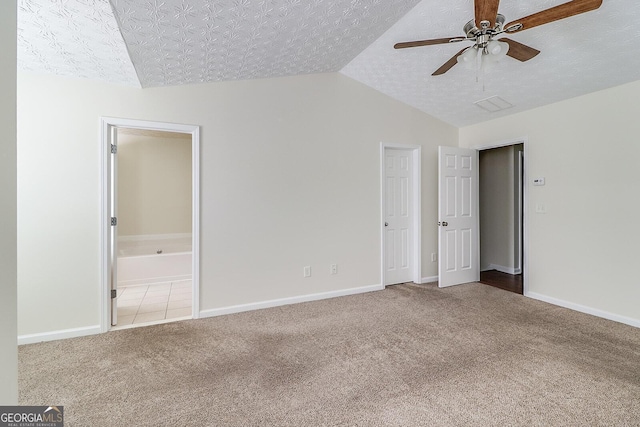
[
  {"x1": 111, "y1": 289, "x2": 117, "y2": 299},
  {"x1": 110, "y1": 144, "x2": 117, "y2": 154},
  {"x1": 111, "y1": 217, "x2": 117, "y2": 226}
]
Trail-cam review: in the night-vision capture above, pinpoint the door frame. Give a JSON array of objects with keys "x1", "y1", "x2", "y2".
[
  {"x1": 474, "y1": 137, "x2": 528, "y2": 296},
  {"x1": 380, "y1": 143, "x2": 422, "y2": 286},
  {"x1": 99, "y1": 117, "x2": 201, "y2": 332}
]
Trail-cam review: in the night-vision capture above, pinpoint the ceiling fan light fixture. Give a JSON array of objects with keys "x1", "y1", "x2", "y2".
[
  {"x1": 486, "y1": 40, "x2": 509, "y2": 60},
  {"x1": 481, "y1": 41, "x2": 509, "y2": 73},
  {"x1": 457, "y1": 46, "x2": 479, "y2": 68}
]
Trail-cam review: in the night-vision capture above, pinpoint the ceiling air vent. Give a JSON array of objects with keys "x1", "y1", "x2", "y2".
[{"x1": 474, "y1": 96, "x2": 513, "y2": 113}]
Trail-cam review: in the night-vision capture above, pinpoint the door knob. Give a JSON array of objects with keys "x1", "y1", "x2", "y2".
[
  {"x1": 442, "y1": 221, "x2": 448, "y2": 226},
  {"x1": 385, "y1": 222, "x2": 388, "y2": 227}
]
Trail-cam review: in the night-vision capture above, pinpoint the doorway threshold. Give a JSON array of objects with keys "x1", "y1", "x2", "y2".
[{"x1": 110, "y1": 316, "x2": 192, "y2": 331}]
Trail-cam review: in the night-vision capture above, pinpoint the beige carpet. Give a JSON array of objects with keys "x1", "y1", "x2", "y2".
[{"x1": 19, "y1": 283, "x2": 640, "y2": 426}]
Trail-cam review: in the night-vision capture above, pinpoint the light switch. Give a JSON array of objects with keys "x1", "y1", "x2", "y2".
[{"x1": 533, "y1": 177, "x2": 545, "y2": 186}]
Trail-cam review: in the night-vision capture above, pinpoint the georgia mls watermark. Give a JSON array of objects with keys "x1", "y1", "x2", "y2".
[{"x1": 0, "y1": 406, "x2": 63, "y2": 427}]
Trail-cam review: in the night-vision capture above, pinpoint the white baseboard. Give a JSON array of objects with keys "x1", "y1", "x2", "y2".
[
  {"x1": 20, "y1": 288, "x2": 637, "y2": 345},
  {"x1": 526, "y1": 292, "x2": 640, "y2": 329},
  {"x1": 18, "y1": 325, "x2": 102, "y2": 345},
  {"x1": 200, "y1": 284, "x2": 384, "y2": 319},
  {"x1": 482, "y1": 264, "x2": 521, "y2": 275},
  {"x1": 420, "y1": 275, "x2": 438, "y2": 284},
  {"x1": 18, "y1": 285, "x2": 383, "y2": 344}
]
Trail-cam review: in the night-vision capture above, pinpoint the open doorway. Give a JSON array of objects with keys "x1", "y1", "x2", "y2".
[
  {"x1": 114, "y1": 128, "x2": 193, "y2": 326},
  {"x1": 478, "y1": 144, "x2": 524, "y2": 294},
  {"x1": 101, "y1": 118, "x2": 200, "y2": 332}
]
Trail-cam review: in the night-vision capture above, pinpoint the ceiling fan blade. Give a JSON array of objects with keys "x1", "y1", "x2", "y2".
[
  {"x1": 432, "y1": 48, "x2": 468, "y2": 76},
  {"x1": 501, "y1": 38, "x2": 541, "y2": 62},
  {"x1": 475, "y1": 0, "x2": 501, "y2": 29},
  {"x1": 505, "y1": 0, "x2": 603, "y2": 33},
  {"x1": 394, "y1": 37, "x2": 466, "y2": 49}
]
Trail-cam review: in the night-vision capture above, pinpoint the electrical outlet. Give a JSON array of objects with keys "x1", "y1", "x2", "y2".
[
  {"x1": 431, "y1": 253, "x2": 437, "y2": 262},
  {"x1": 303, "y1": 266, "x2": 311, "y2": 277},
  {"x1": 330, "y1": 264, "x2": 337, "y2": 275}
]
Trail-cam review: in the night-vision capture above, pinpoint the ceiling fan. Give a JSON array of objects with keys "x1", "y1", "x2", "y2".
[{"x1": 394, "y1": 0, "x2": 603, "y2": 75}]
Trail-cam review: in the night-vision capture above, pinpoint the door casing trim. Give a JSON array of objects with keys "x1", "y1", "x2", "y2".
[{"x1": 99, "y1": 117, "x2": 200, "y2": 332}]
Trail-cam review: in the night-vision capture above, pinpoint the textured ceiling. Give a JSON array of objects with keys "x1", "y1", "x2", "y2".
[
  {"x1": 110, "y1": 0, "x2": 420, "y2": 87},
  {"x1": 342, "y1": 0, "x2": 640, "y2": 126},
  {"x1": 17, "y1": 0, "x2": 139, "y2": 87},
  {"x1": 16, "y1": 0, "x2": 640, "y2": 127}
]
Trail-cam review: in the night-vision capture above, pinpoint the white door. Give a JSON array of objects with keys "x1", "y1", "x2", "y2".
[
  {"x1": 108, "y1": 127, "x2": 118, "y2": 325},
  {"x1": 438, "y1": 146, "x2": 479, "y2": 287},
  {"x1": 384, "y1": 148, "x2": 413, "y2": 285}
]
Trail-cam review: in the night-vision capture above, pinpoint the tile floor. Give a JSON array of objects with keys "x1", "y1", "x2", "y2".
[{"x1": 116, "y1": 280, "x2": 192, "y2": 326}]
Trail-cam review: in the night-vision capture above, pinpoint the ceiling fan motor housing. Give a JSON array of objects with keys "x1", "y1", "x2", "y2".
[{"x1": 464, "y1": 14, "x2": 505, "y2": 40}]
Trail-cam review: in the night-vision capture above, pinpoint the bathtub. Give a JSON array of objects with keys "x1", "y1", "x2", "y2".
[{"x1": 117, "y1": 235, "x2": 192, "y2": 286}]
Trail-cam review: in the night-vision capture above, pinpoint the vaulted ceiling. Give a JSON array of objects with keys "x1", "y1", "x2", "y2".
[{"x1": 17, "y1": 0, "x2": 640, "y2": 126}]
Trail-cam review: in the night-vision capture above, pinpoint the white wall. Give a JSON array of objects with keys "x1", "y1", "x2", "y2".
[
  {"x1": 460, "y1": 81, "x2": 640, "y2": 325},
  {"x1": 0, "y1": 0, "x2": 18, "y2": 404},
  {"x1": 17, "y1": 71, "x2": 457, "y2": 336},
  {"x1": 117, "y1": 131, "x2": 192, "y2": 237}
]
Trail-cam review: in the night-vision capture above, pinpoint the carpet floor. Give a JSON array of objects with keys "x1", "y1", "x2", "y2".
[{"x1": 19, "y1": 282, "x2": 640, "y2": 426}]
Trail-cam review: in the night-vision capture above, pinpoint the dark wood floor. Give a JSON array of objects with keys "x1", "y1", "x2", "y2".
[{"x1": 479, "y1": 270, "x2": 523, "y2": 294}]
